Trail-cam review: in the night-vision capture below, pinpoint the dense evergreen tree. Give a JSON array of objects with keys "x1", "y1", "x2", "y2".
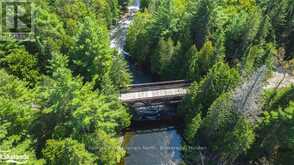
[
  {"x1": 31, "y1": 53, "x2": 130, "y2": 164},
  {"x1": 0, "y1": 39, "x2": 40, "y2": 85},
  {"x1": 69, "y1": 15, "x2": 112, "y2": 84},
  {"x1": 110, "y1": 51, "x2": 132, "y2": 89},
  {"x1": 42, "y1": 138, "x2": 96, "y2": 164},
  {"x1": 181, "y1": 61, "x2": 240, "y2": 120},
  {"x1": 33, "y1": 3, "x2": 67, "y2": 73},
  {"x1": 258, "y1": 0, "x2": 294, "y2": 59},
  {"x1": 0, "y1": 70, "x2": 44, "y2": 164},
  {"x1": 151, "y1": 37, "x2": 182, "y2": 78},
  {"x1": 126, "y1": 10, "x2": 153, "y2": 65}
]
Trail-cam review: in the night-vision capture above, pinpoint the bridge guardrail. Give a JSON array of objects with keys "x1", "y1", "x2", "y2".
[{"x1": 121, "y1": 80, "x2": 191, "y2": 93}]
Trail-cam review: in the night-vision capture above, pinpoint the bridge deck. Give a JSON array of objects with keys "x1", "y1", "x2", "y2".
[{"x1": 120, "y1": 80, "x2": 189, "y2": 103}]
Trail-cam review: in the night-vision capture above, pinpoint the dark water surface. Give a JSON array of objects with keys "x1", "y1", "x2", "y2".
[{"x1": 122, "y1": 119, "x2": 184, "y2": 165}]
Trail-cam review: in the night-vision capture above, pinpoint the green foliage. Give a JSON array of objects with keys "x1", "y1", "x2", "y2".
[
  {"x1": 0, "y1": 40, "x2": 40, "y2": 85},
  {"x1": 184, "y1": 112, "x2": 202, "y2": 143},
  {"x1": 182, "y1": 62, "x2": 240, "y2": 119},
  {"x1": 127, "y1": 0, "x2": 277, "y2": 81},
  {"x1": 151, "y1": 37, "x2": 182, "y2": 79},
  {"x1": 33, "y1": 1, "x2": 131, "y2": 90},
  {"x1": 126, "y1": 10, "x2": 153, "y2": 64},
  {"x1": 222, "y1": 118, "x2": 255, "y2": 163},
  {"x1": 180, "y1": 62, "x2": 241, "y2": 164},
  {"x1": 69, "y1": 15, "x2": 112, "y2": 84},
  {"x1": 87, "y1": 0, "x2": 120, "y2": 26},
  {"x1": 80, "y1": 130, "x2": 126, "y2": 164},
  {"x1": 0, "y1": 70, "x2": 44, "y2": 164},
  {"x1": 187, "y1": 40, "x2": 218, "y2": 81},
  {"x1": 259, "y1": 0, "x2": 294, "y2": 59},
  {"x1": 49, "y1": 1, "x2": 89, "y2": 36},
  {"x1": 51, "y1": 0, "x2": 119, "y2": 29},
  {"x1": 33, "y1": 4, "x2": 66, "y2": 73},
  {"x1": 31, "y1": 53, "x2": 130, "y2": 163},
  {"x1": 243, "y1": 43, "x2": 276, "y2": 74},
  {"x1": 201, "y1": 93, "x2": 236, "y2": 149},
  {"x1": 186, "y1": 45, "x2": 200, "y2": 80},
  {"x1": 42, "y1": 138, "x2": 96, "y2": 165},
  {"x1": 110, "y1": 51, "x2": 133, "y2": 89},
  {"x1": 0, "y1": 1, "x2": 131, "y2": 164},
  {"x1": 126, "y1": 0, "x2": 191, "y2": 79},
  {"x1": 0, "y1": 97, "x2": 33, "y2": 138},
  {"x1": 182, "y1": 65, "x2": 269, "y2": 164},
  {"x1": 223, "y1": 9, "x2": 262, "y2": 63},
  {"x1": 189, "y1": 0, "x2": 211, "y2": 48},
  {"x1": 258, "y1": 102, "x2": 294, "y2": 164},
  {"x1": 0, "y1": 69, "x2": 33, "y2": 103},
  {"x1": 0, "y1": 47, "x2": 40, "y2": 85},
  {"x1": 141, "y1": 0, "x2": 151, "y2": 9},
  {"x1": 246, "y1": 86, "x2": 294, "y2": 164}
]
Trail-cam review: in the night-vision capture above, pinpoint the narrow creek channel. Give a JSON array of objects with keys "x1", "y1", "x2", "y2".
[{"x1": 111, "y1": 1, "x2": 184, "y2": 164}]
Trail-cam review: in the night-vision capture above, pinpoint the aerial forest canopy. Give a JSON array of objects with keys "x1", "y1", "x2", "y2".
[
  {"x1": 127, "y1": 0, "x2": 294, "y2": 80},
  {"x1": 1, "y1": 0, "x2": 131, "y2": 164},
  {"x1": 0, "y1": 0, "x2": 293, "y2": 164},
  {"x1": 127, "y1": 0, "x2": 294, "y2": 164}
]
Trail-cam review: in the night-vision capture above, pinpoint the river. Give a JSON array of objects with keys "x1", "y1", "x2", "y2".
[{"x1": 111, "y1": 1, "x2": 183, "y2": 165}]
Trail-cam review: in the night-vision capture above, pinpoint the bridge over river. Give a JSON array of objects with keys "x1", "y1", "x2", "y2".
[{"x1": 119, "y1": 80, "x2": 190, "y2": 107}]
